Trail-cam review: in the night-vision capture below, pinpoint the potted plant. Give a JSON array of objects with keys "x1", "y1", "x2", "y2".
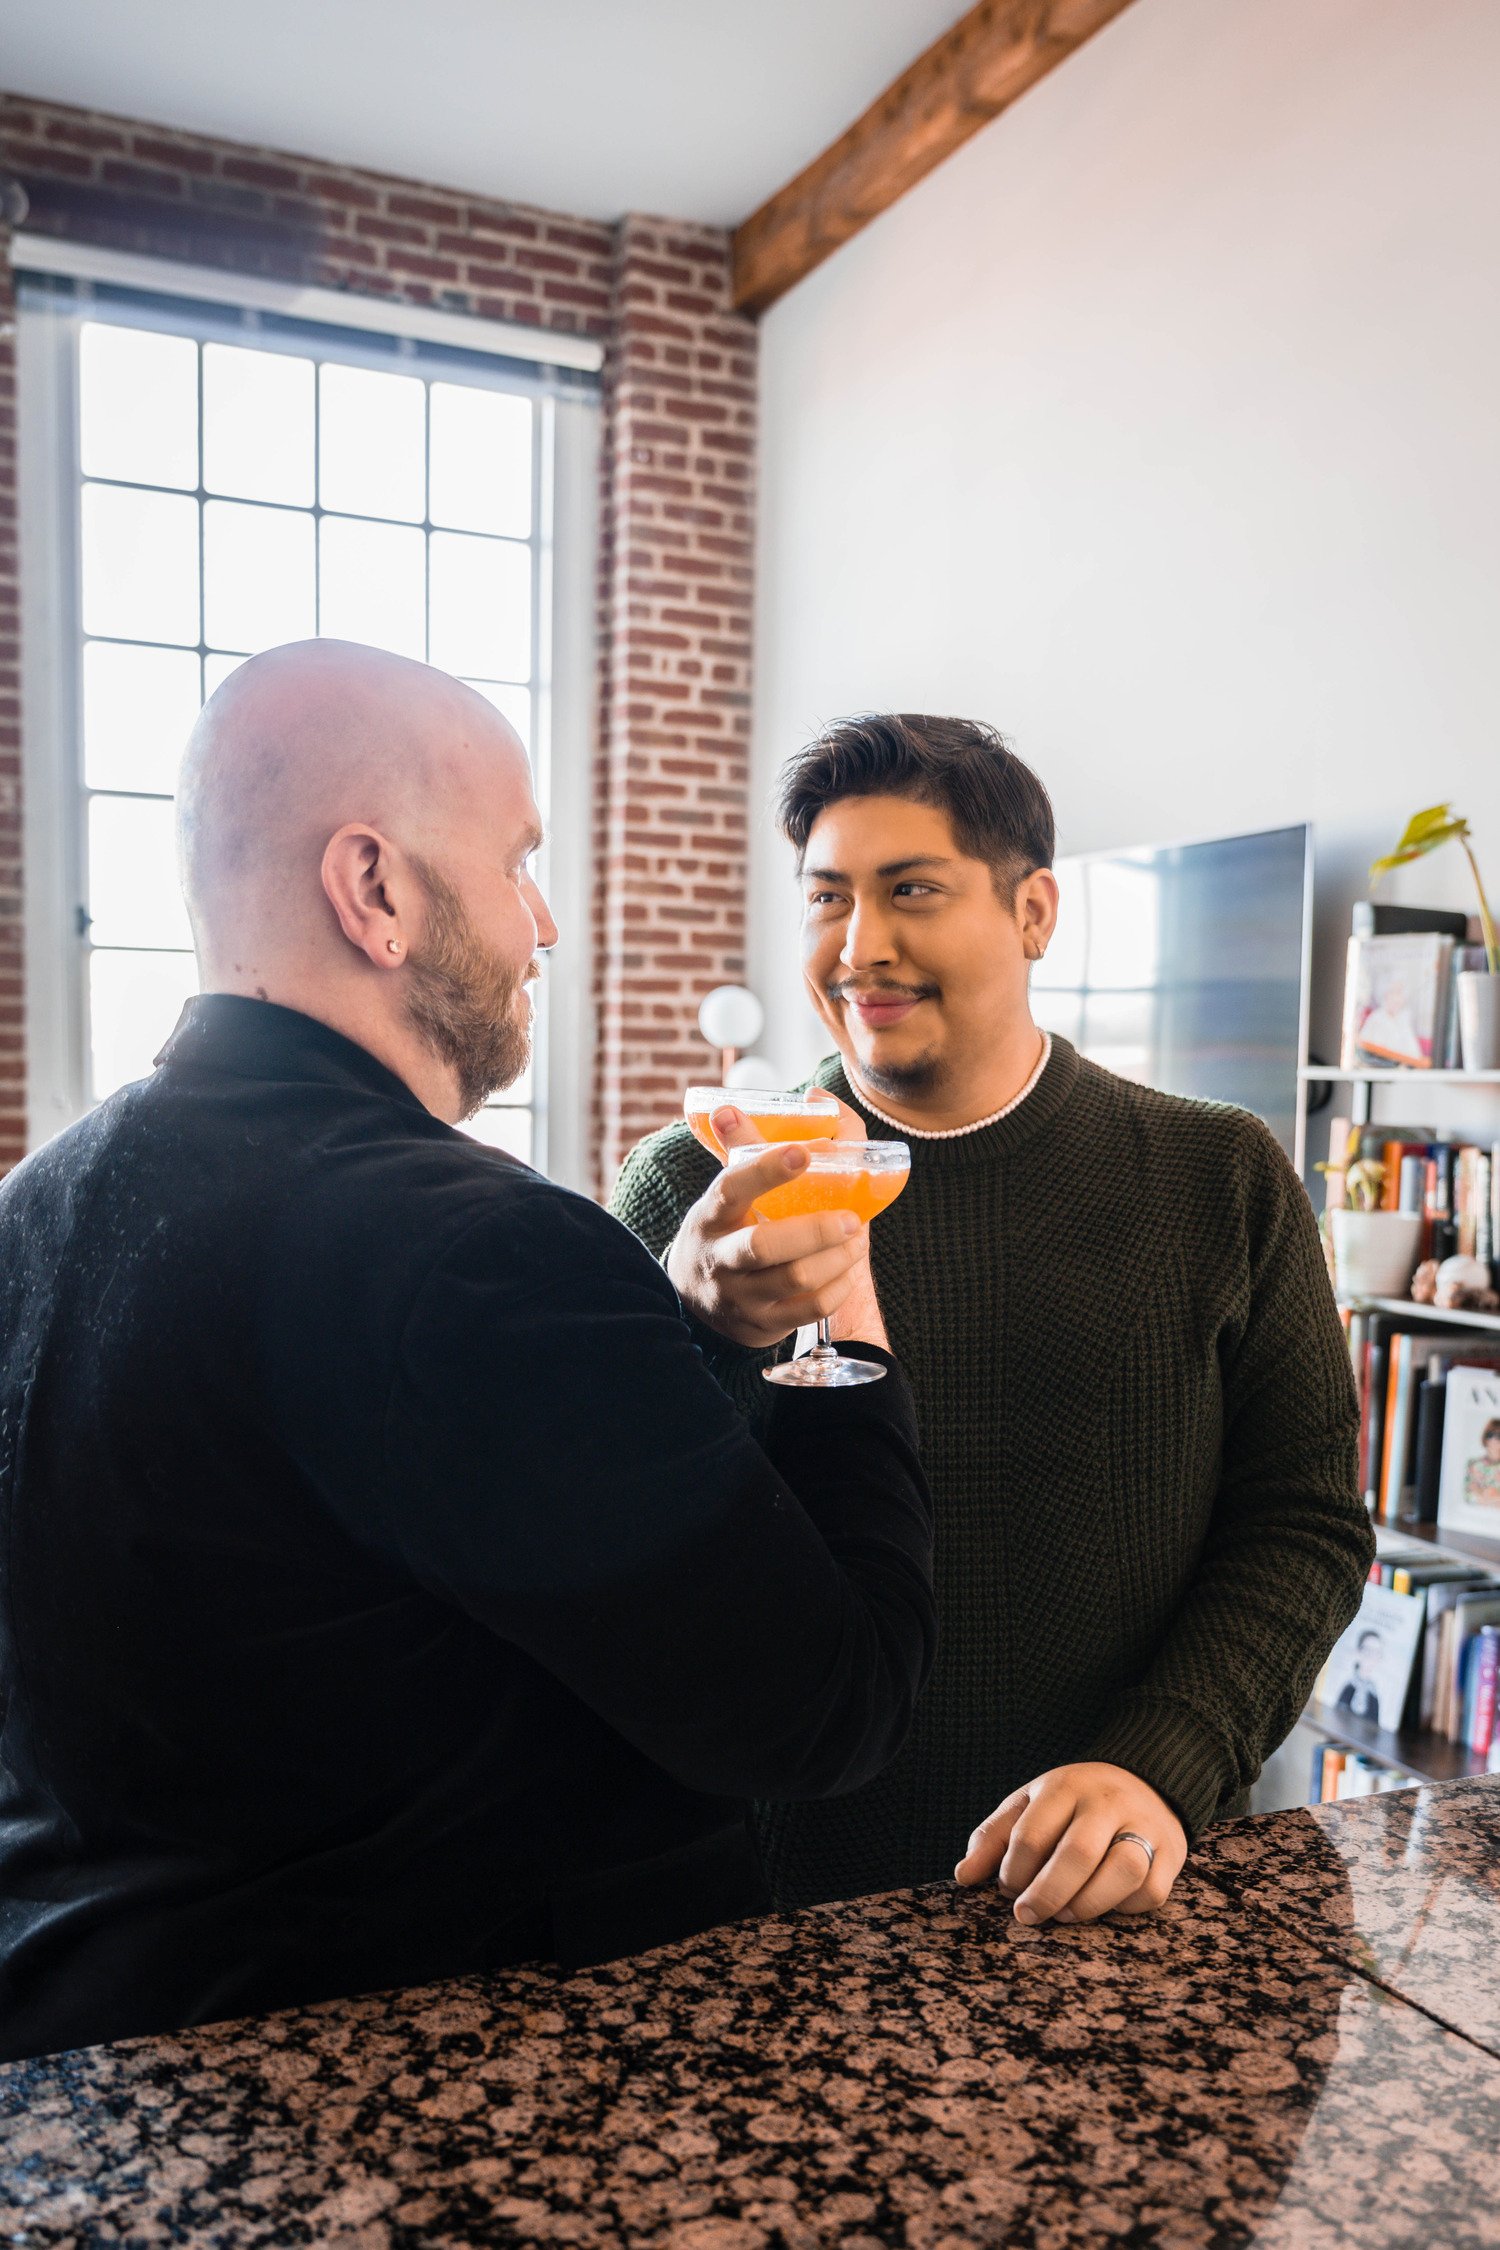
[
  {"x1": 1320, "y1": 1149, "x2": 1424, "y2": 1300},
  {"x1": 1371, "y1": 804, "x2": 1500, "y2": 1069}
]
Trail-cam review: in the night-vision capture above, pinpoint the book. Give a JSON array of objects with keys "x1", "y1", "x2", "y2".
[
  {"x1": 1341, "y1": 933, "x2": 1453, "y2": 1070},
  {"x1": 1411, "y1": 1375, "x2": 1448, "y2": 1522},
  {"x1": 1477, "y1": 1151, "x2": 1495, "y2": 1267},
  {"x1": 1360, "y1": 1319, "x2": 1393, "y2": 1512},
  {"x1": 1379, "y1": 1139, "x2": 1430, "y2": 1211},
  {"x1": 1435, "y1": 1365, "x2": 1500, "y2": 1544},
  {"x1": 1314, "y1": 1582, "x2": 1426, "y2": 1734},
  {"x1": 1397, "y1": 1339, "x2": 1500, "y2": 1524},
  {"x1": 1470, "y1": 1627, "x2": 1500, "y2": 1756},
  {"x1": 1379, "y1": 1333, "x2": 1418, "y2": 1524},
  {"x1": 1352, "y1": 902, "x2": 1471, "y2": 942},
  {"x1": 1357, "y1": 1324, "x2": 1500, "y2": 1527},
  {"x1": 1419, "y1": 1574, "x2": 1495, "y2": 1729},
  {"x1": 1444, "y1": 1590, "x2": 1500, "y2": 1743}
]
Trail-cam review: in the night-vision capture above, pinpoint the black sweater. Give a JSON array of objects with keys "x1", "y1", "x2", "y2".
[
  {"x1": 0, "y1": 999, "x2": 934, "y2": 2061},
  {"x1": 611, "y1": 1037, "x2": 1373, "y2": 1909}
]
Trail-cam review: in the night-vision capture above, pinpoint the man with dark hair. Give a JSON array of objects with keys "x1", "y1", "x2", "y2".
[
  {"x1": 613, "y1": 712, "x2": 1372, "y2": 1930},
  {"x1": 0, "y1": 648, "x2": 936, "y2": 2063}
]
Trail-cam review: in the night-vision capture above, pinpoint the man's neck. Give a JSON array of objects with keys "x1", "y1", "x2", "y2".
[
  {"x1": 843, "y1": 1013, "x2": 1046, "y2": 1134},
  {"x1": 201, "y1": 962, "x2": 462, "y2": 1123}
]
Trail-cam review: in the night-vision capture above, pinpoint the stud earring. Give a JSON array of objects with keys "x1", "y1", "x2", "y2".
[{"x1": 387, "y1": 938, "x2": 402, "y2": 956}]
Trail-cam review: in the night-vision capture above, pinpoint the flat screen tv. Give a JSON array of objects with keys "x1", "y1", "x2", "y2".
[{"x1": 1030, "y1": 823, "x2": 1313, "y2": 1164}]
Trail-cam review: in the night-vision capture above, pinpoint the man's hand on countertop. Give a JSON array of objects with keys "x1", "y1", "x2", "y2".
[{"x1": 954, "y1": 1762, "x2": 1188, "y2": 1925}]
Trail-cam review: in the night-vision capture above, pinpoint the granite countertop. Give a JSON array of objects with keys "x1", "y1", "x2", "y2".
[{"x1": 4, "y1": 1778, "x2": 1500, "y2": 2249}]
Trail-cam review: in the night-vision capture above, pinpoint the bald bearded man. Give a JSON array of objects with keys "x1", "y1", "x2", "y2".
[{"x1": 0, "y1": 640, "x2": 933, "y2": 2063}]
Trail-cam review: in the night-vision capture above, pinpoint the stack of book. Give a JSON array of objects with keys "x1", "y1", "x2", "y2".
[
  {"x1": 1309, "y1": 1551, "x2": 1500, "y2": 1765},
  {"x1": 1343, "y1": 1299, "x2": 1500, "y2": 1531},
  {"x1": 1309, "y1": 1744, "x2": 1415, "y2": 1802}
]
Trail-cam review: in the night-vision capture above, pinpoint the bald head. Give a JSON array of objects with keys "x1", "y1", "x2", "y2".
[
  {"x1": 179, "y1": 639, "x2": 526, "y2": 945},
  {"x1": 174, "y1": 639, "x2": 556, "y2": 1122}
]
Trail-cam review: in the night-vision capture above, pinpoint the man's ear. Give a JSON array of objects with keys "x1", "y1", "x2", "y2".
[
  {"x1": 321, "y1": 823, "x2": 410, "y2": 969},
  {"x1": 1018, "y1": 867, "x2": 1060, "y2": 962}
]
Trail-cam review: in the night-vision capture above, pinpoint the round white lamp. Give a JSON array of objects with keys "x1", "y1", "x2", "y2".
[{"x1": 698, "y1": 984, "x2": 764, "y2": 1079}]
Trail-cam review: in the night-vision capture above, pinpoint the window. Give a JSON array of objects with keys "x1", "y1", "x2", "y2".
[{"x1": 19, "y1": 256, "x2": 599, "y2": 1185}]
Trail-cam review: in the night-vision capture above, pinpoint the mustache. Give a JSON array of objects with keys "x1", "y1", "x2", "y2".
[{"x1": 827, "y1": 979, "x2": 939, "y2": 1004}]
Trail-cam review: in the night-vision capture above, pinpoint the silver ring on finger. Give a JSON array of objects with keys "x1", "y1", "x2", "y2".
[{"x1": 1111, "y1": 1829, "x2": 1156, "y2": 1873}]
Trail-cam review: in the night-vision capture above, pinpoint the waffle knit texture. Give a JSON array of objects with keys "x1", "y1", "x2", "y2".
[{"x1": 610, "y1": 1035, "x2": 1373, "y2": 1910}]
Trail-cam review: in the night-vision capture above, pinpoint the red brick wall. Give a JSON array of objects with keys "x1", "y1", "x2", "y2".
[
  {"x1": 594, "y1": 217, "x2": 756, "y2": 1193},
  {"x1": 0, "y1": 97, "x2": 614, "y2": 330},
  {"x1": 0, "y1": 94, "x2": 754, "y2": 1189}
]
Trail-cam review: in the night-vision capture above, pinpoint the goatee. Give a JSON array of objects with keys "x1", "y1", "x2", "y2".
[{"x1": 855, "y1": 1051, "x2": 943, "y2": 1100}]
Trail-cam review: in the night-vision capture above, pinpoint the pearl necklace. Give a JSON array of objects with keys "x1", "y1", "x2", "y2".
[{"x1": 849, "y1": 1034, "x2": 1052, "y2": 1141}]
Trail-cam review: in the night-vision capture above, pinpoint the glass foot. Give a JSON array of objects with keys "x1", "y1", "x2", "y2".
[{"x1": 763, "y1": 1347, "x2": 887, "y2": 1388}]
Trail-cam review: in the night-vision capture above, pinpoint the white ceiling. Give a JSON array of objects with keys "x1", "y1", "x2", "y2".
[{"x1": 0, "y1": 0, "x2": 970, "y2": 228}]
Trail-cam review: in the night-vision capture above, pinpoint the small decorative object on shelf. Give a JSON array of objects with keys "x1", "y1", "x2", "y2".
[
  {"x1": 1371, "y1": 804, "x2": 1500, "y2": 1071},
  {"x1": 1417, "y1": 1253, "x2": 1500, "y2": 1313},
  {"x1": 1323, "y1": 1152, "x2": 1423, "y2": 1297}
]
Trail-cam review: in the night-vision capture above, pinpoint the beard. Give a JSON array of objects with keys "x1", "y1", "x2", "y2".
[
  {"x1": 854, "y1": 1048, "x2": 943, "y2": 1099},
  {"x1": 403, "y1": 853, "x2": 535, "y2": 1122}
]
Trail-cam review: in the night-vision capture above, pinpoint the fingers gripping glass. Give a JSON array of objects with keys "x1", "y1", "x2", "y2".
[
  {"x1": 728, "y1": 1141, "x2": 911, "y2": 1388},
  {"x1": 683, "y1": 1085, "x2": 840, "y2": 1158}
]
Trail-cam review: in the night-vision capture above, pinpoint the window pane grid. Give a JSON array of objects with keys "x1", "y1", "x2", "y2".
[{"x1": 75, "y1": 316, "x2": 543, "y2": 1151}]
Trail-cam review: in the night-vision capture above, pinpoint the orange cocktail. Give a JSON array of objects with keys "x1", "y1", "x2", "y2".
[
  {"x1": 683, "y1": 1085, "x2": 840, "y2": 1160},
  {"x1": 746, "y1": 1143, "x2": 910, "y2": 1227},
  {"x1": 727, "y1": 1139, "x2": 912, "y2": 1388}
]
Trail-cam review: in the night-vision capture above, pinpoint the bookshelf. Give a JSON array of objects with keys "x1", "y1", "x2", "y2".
[
  {"x1": 1310, "y1": 1524, "x2": 1500, "y2": 1782},
  {"x1": 1379, "y1": 1519, "x2": 1500, "y2": 1573},
  {"x1": 1300, "y1": 1066, "x2": 1500, "y2": 1085},
  {"x1": 1300, "y1": 1701, "x2": 1490, "y2": 1786},
  {"x1": 1303, "y1": 1053, "x2": 1500, "y2": 1791},
  {"x1": 1341, "y1": 1293, "x2": 1500, "y2": 1333}
]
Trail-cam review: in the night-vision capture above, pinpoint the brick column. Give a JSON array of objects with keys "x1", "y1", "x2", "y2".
[
  {"x1": 0, "y1": 228, "x2": 22, "y2": 1174},
  {"x1": 594, "y1": 217, "x2": 756, "y2": 1196}
]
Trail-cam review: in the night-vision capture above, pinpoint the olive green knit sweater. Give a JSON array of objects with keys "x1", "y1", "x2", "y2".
[{"x1": 610, "y1": 1036, "x2": 1372, "y2": 1910}]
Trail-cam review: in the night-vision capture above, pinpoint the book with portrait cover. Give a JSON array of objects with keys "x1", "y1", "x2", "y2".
[
  {"x1": 1435, "y1": 1366, "x2": 1500, "y2": 1544},
  {"x1": 1340, "y1": 933, "x2": 1453, "y2": 1070},
  {"x1": 1312, "y1": 1583, "x2": 1426, "y2": 1735}
]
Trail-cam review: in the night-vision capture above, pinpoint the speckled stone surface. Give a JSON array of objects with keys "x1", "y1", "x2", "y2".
[
  {"x1": 1207, "y1": 1775, "x2": 1500, "y2": 2053},
  {"x1": 4, "y1": 1787, "x2": 1500, "y2": 2249}
]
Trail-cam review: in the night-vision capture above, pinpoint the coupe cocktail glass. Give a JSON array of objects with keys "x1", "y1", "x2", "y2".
[
  {"x1": 683, "y1": 1084, "x2": 840, "y2": 1160},
  {"x1": 727, "y1": 1139, "x2": 911, "y2": 1388}
]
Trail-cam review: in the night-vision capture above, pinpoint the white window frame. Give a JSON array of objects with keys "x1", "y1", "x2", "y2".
[{"x1": 17, "y1": 241, "x2": 600, "y2": 1193}]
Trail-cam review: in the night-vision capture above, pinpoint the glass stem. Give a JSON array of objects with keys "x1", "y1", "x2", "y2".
[{"x1": 813, "y1": 1318, "x2": 835, "y2": 1355}]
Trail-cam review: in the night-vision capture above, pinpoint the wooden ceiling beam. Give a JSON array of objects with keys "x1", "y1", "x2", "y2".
[{"x1": 732, "y1": 0, "x2": 1139, "y2": 316}]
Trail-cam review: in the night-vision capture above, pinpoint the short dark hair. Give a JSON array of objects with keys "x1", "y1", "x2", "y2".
[
  {"x1": 1483, "y1": 1419, "x2": 1500, "y2": 1445},
  {"x1": 777, "y1": 714, "x2": 1055, "y2": 893}
]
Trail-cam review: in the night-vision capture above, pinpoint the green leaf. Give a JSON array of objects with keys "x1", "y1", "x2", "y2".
[
  {"x1": 1401, "y1": 803, "x2": 1461, "y2": 847},
  {"x1": 1371, "y1": 803, "x2": 1468, "y2": 883}
]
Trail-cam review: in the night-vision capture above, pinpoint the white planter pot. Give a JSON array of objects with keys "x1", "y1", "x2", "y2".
[
  {"x1": 1457, "y1": 969, "x2": 1500, "y2": 1072},
  {"x1": 1331, "y1": 1209, "x2": 1423, "y2": 1300}
]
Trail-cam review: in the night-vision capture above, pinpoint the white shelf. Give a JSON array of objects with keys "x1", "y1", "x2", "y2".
[
  {"x1": 1340, "y1": 1294, "x2": 1500, "y2": 1332},
  {"x1": 1301, "y1": 1066, "x2": 1500, "y2": 1085}
]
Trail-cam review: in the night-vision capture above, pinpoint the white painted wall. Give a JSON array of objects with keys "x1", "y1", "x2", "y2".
[{"x1": 748, "y1": 0, "x2": 1500, "y2": 1142}]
